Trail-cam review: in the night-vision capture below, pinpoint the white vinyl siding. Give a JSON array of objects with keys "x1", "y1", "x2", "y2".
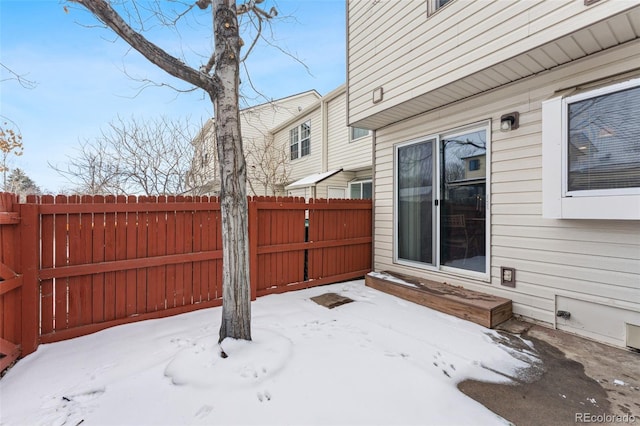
[
  {"x1": 275, "y1": 110, "x2": 323, "y2": 183},
  {"x1": 348, "y1": 0, "x2": 639, "y2": 127},
  {"x1": 371, "y1": 47, "x2": 640, "y2": 345},
  {"x1": 326, "y1": 91, "x2": 372, "y2": 172},
  {"x1": 315, "y1": 172, "x2": 356, "y2": 200},
  {"x1": 197, "y1": 91, "x2": 320, "y2": 197}
]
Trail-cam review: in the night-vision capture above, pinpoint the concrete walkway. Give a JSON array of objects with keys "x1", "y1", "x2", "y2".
[{"x1": 459, "y1": 320, "x2": 639, "y2": 426}]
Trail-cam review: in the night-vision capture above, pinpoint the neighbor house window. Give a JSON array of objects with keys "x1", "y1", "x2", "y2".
[
  {"x1": 350, "y1": 127, "x2": 369, "y2": 141},
  {"x1": 349, "y1": 179, "x2": 372, "y2": 199},
  {"x1": 301, "y1": 121, "x2": 311, "y2": 157},
  {"x1": 290, "y1": 127, "x2": 299, "y2": 160},
  {"x1": 542, "y1": 77, "x2": 640, "y2": 220},
  {"x1": 290, "y1": 121, "x2": 311, "y2": 160}
]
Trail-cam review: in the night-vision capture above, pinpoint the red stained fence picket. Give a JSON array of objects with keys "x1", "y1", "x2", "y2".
[
  {"x1": 252, "y1": 197, "x2": 372, "y2": 297},
  {"x1": 0, "y1": 193, "x2": 22, "y2": 373},
  {"x1": 0, "y1": 194, "x2": 371, "y2": 371}
]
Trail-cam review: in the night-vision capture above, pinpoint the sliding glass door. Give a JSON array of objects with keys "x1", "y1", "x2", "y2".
[
  {"x1": 440, "y1": 129, "x2": 487, "y2": 273},
  {"x1": 396, "y1": 124, "x2": 488, "y2": 274},
  {"x1": 397, "y1": 139, "x2": 436, "y2": 266}
]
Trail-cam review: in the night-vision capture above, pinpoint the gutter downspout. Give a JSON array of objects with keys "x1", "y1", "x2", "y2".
[
  {"x1": 371, "y1": 129, "x2": 376, "y2": 273},
  {"x1": 321, "y1": 96, "x2": 329, "y2": 173}
]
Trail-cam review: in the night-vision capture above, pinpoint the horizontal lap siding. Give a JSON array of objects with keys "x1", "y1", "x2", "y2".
[
  {"x1": 372, "y1": 47, "x2": 640, "y2": 328},
  {"x1": 317, "y1": 173, "x2": 356, "y2": 200},
  {"x1": 347, "y1": 0, "x2": 635, "y2": 125},
  {"x1": 327, "y1": 89, "x2": 373, "y2": 174},
  {"x1": 279, "y1": 110, "x2": 323, "y2": 182},
  {"x1": 243, "y1": 93, "x2": 320, "y2": 196}
]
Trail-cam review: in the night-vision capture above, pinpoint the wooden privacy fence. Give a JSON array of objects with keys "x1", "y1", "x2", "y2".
[
  {"x1": 0, "y1": 193, "x2": 22, "y2": 373},
  {"x1": 0, "y1": 194, "x2": 371, "y2": 369}
]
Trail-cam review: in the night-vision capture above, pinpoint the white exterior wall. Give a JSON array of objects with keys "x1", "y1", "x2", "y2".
[
  {"x1": 316, "y1": 172, "x2": 357, "y2": 200},
  {"x1": 326, "y1": 90, "x2": 373, "y2": 173},
  {"x1": 274, "y1": 86, "x2": 374, "y2": 200},
  {"x1": 347, "y1": 0, "x2": 638, "y2": 125},
  {"x1": 193, "y1": 91, "x2": 320, "y2": 196},
  {"x1": 372, "y1": 44, "x2": 640, "y2": 347},
  {"x1": 275, "y1": 107, "x2": 323, "y2": 183},
  {"x1": 243, "y1": 93, "x2": 320, "y2": 196}
]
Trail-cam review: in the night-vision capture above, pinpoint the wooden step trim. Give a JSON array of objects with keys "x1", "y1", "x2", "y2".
[{"x1": 365, "y1": 272, "x2": 512, "y2": 328}]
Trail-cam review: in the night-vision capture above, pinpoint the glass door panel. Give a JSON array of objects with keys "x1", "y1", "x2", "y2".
[
  {"x1": 440, "y1": 130, "x2": 487, "y2": 273},
  {"x1": 397, "y1": 140, "x2": 435, "y2": 265}
]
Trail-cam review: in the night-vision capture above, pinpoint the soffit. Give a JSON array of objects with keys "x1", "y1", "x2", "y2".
[{"x1": 354, "y1": 8, "x2": 640, "y2": 130}]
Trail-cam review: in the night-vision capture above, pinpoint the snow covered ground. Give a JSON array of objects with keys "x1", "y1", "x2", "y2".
[{"x1": 0, "y1": 280, "x2": 540, "y2": 425}]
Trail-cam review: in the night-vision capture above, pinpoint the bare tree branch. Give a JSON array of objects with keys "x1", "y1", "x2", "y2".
[
  {"x1": 50, "y1": 115, "x2": 198, "y2": 196},
  {"x1": 0, "y1": 63, "x2": 37, "y2": 89},
  {"x1": 70, "y1": 0, "x2": 220, "y2": 99},
  {"x1": 69, "y1": 0, "x2": 294, "y2": 345}
]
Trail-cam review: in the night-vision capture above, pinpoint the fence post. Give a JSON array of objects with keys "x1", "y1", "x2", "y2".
[
  {"x1": 19, "y1": 203, "x2": 39, "y2": 356},
  {"x1": 248, "y1": 198, "x2": 258, "y2": 301}
]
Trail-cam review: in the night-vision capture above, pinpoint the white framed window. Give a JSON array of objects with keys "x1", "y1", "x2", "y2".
[
  {"x1": 542, "y1": 78, "x2": 640, "y2": 220},
  {"x1": 290, "y1": 121, "x2": 311, "y2": 160},
  {"x1": 427, "y1": 0, "x2": 452, "y2": 15},
  {"x1": 301, "y1": 121, "x2": 311, "y2": 157},
  {"x1": 289, "y1": 127, "x2": 299, "y2": 160},
  {"x1": 349, "y1": 179, "x2": 372, "y2": 199},
  {"x1": 350, "y1": 127, "x2": 369, "y2": 141}
]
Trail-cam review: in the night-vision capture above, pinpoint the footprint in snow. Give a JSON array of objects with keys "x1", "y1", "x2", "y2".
[
  {"x1": 257, "y1": 390, "x2": 272, "y2": 402},
  {"x1": 63, "y1": 388, "x2": 105, "y2": 403},
  {"x1": 385, "y1": 351, "x2": 409, "y2": 359},
  {"x1": 195, "y1": 404, "x2": 213, "y2": 419},
  {"x1": 432, "y1": 352, "x2": 455, "y2": 378},
  {"x1": 40, "y1": 388, "x2": 105, "y2": 426},
  {"x1": 240, "y1": 365, "x2": 269, "y2": 380}
]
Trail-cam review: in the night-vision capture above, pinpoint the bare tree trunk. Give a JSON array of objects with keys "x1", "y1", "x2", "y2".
[
  {"x1": 70, "y1": 0, "x2": 259, "y2": 345},
  {"x1": 213, "y1": 0, "x2": 251, "y2": 342}
]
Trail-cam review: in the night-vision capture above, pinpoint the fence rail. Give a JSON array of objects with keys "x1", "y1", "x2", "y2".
[
  {"x1": 0, "y1": 193, "x2": 21, "y2": 372},
  {"x1": 0, "y1": 194, "x2": 371, "y2": 370}
]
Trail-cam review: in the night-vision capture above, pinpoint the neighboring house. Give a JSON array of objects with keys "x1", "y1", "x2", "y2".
[
  {"x1": 270, "y1": 84, "x2": 373, "y2": 199},
  {"x1": 347, "y1": 0, "x2": 640, "y2": 349},
  {"x1": 189, "y1": 90, "x2": 321, "y2": 196},
  {"x1": 191, "y1": 85, "x2": 374, "y2": 200}
]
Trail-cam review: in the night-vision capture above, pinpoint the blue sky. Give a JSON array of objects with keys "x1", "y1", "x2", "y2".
[{"x1": 0, "y1": 0, "x2": 346, "y2": 193}]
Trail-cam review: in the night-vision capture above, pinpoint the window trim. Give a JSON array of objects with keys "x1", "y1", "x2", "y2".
[
  {"x1": 350, "y1": 127, "x2": 370, "y2": 142},
  {"x1": 290, "y1": 126, "x2": 299, "y2": 160},
  {"x1": 542, "y1": 77, "x2": 640, "y2": 220},
  {"x1": 289, "y1": 120, "x2": 311, "y2": 160},
  {"x1": 393, "y1": 120, "x2": 491, "y2": 280},
  {"x1": 562, "y1": 80, "x2": 640, "y2": 198},
  {"x1": 349, "y1": 179, "x2": 372, "y2": 199},
  {"x1": 427, "y1": 0, "x2": 452, "y2": 16}
]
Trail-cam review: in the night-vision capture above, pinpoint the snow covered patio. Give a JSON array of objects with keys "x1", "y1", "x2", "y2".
[{"x1": 0, "y1": 279, "x2": 542, "y2": 425}]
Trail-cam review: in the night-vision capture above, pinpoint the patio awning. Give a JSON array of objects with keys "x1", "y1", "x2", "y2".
[{"x1": 285, "y1": 169, "x2": 342, "y2": 190}]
